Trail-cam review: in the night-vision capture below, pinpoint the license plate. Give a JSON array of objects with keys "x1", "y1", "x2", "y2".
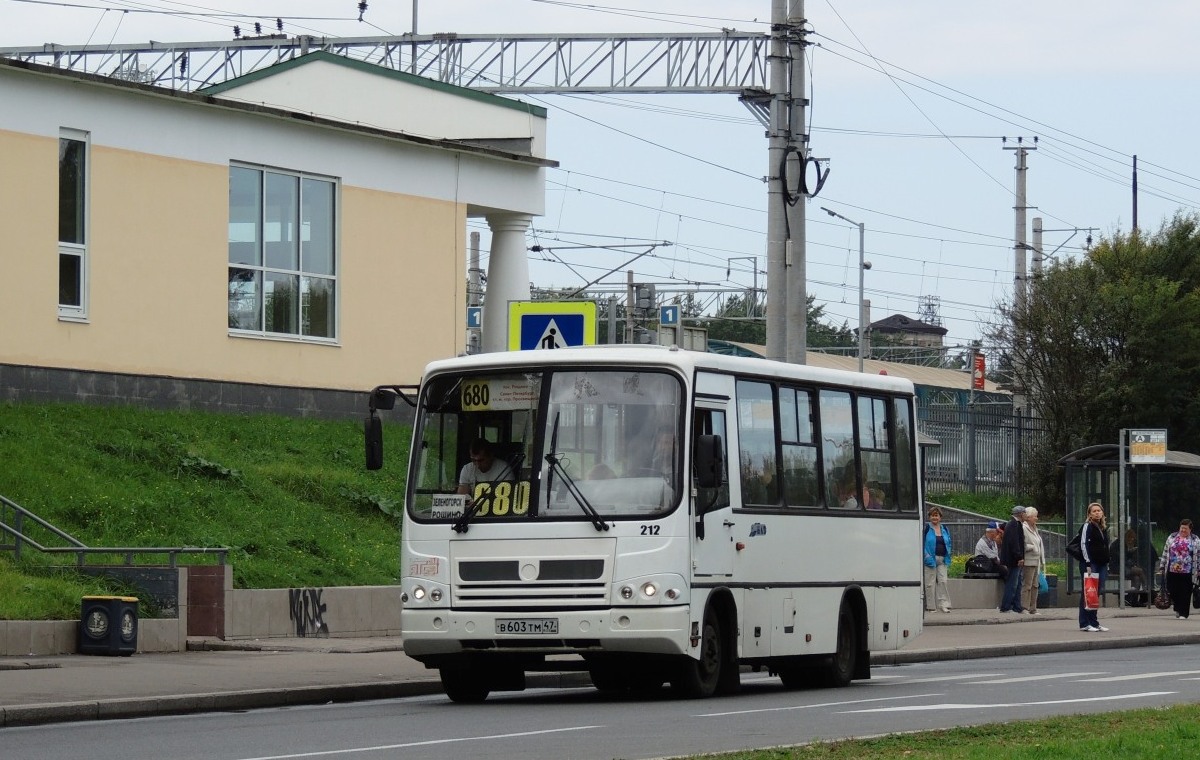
[{"x1": 495, "y1": 618, "x2": 559, "y2": 635}]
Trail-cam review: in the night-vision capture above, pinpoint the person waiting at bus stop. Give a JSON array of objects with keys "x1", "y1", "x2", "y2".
[
  {"x1": 973, "y1": 521, "x2": 1007, "y2": 578},
  {"x1": 998, "y1": 505, "x2": 1027, "y2": 613},
  {"x1": 1157, "y1": 518, "x2": 1200, "y2": 620},
  {"x1": 922, "y1": 507, "x2": 952, "y2": 613}
]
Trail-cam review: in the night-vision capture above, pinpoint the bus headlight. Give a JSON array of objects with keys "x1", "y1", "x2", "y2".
[
  {"x1": 665, "y1": 588, "x2": 680, "y2": 600},
  {"x1": 620, "y1": 585, "x2": 634, "y2": 599},
  {"x1": 430, "y1": 588, "x2": 443, "y2": 602},
  {"x1": 642, "y1": 582, "x2": 658, "y2": 597}
]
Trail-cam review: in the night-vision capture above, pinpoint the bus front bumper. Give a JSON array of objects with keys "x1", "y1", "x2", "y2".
[{"x1": 401, "y1": 605, "x2": 692, "y2": 659}]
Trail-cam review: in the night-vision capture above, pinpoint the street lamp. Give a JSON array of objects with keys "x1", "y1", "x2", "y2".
[{"x1": 820, "y1": 207, "x2": 870, "y2": 372}]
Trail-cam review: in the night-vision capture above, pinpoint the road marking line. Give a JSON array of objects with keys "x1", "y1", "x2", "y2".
[
  {"x1": 962, "y1": 672, "x2": 1106, "y2": 684},
  {"x1": 1081, "y1": 670, "x2": 1200, "y2": 682},
  {"x1": 884, "y1": 673, "x2": 1003, "y2": 684},
  {"x1": 840, "y1": 691, "x2": 1174, "y2": 713},
  {"x1": 696, "y1": 693, "x2": 943, "y2": 717},
  {"x1": 232, "y1": 726, "x2": 602, "y2": 760}
]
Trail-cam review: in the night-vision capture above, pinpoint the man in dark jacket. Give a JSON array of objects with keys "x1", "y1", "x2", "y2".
[{"x1": 998, "y1": 505, "x2": 1027, "y2": 613}]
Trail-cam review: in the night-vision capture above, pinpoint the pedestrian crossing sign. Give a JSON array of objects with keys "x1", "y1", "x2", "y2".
[{"x1": 508, "y1": 301, "x2": 598, "y2": 351}]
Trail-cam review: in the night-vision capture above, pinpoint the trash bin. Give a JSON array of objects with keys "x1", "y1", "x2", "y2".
[{"x1": 79, "y1": 595, "x2": 138, "y2": 656}]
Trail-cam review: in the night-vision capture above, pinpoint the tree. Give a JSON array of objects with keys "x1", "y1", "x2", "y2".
[
  {"x1": 702, "y1": 293, "x2": 856, "y2": 349},
  {"x1": 988, "y1": 214, "x2": 1200, "y2": 506}
]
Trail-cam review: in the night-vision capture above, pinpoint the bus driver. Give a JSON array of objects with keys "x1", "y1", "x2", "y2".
[{"x1": 457, "y1": 438, "x2": 513, "y2": 497}]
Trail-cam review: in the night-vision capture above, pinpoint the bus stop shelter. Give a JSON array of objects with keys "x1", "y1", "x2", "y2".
[{"x1": 1059, "y1": 443, "x2": 1200, "y2": 604}]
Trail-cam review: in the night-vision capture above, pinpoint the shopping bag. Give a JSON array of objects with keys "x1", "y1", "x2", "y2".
[
  {"x1": 1038, "y1": 571, "x2": 1049, "y2": 594},
  {"x1": 1083, "y1": 571, "x2": 1100, "y2": 610}
]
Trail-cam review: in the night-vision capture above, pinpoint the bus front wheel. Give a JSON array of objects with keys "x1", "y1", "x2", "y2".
[
  {"x1": 671, "y1": 607, "x2": 722, "y2": 698},
  {"x1": 818, "y1": 604, "x2": 858, "y2": 688},
  {"x1": 440, "y1": 667, "x2": 490, "y2": 703}
]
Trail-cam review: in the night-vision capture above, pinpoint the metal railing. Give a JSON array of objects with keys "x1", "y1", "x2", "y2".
[
  {"x1": 1, "y1": 494, "x2": 228, "y2": 567},
  {"x1": 920, "y1": 405, "x2": 1049, "y2": 495}
]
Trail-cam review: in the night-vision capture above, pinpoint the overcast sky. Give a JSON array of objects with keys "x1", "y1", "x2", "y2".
[{"x1": 5, "y1": 1, "x2": 1199, "y2": 355}]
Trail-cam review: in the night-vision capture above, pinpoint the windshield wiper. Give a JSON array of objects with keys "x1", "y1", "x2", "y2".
[
  {"x1": 544, "y1": 453, "x2": 609, "y2": 532},
  {"x1": 544, "y1": 412, "x2": 608, "y2": 531},
  {"x1": 451, "y1": 494, "x2": 485, "y2": 534}
]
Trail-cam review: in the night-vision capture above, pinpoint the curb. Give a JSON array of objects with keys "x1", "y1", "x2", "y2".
[
  {"x1": 0, "y1": 671, "x2": 593, "y2": 728},
  {"x1": 871, "y1": 632, "x2": 1200, "y2": 665}
]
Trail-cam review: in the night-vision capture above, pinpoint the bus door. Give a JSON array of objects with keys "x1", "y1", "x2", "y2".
[{"x1": 691, "y1": 404, "x2": 734, "y2": 579}]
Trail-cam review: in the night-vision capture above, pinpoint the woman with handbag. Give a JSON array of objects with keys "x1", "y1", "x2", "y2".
[
  {"x1": 1020, "y1": 507, "x2": 1046, "y2": 615},
  {"x1": 1077, "y1": 502, "x2": 1110, "y2": 632},
  {"x1": 1157, "y1": 518, "x2": 1200, "y2": 620}
]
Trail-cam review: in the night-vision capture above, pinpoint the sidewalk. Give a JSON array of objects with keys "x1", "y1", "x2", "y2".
[{"x1": 3, "y1": 605, "x2": 1199, "y2": 728}]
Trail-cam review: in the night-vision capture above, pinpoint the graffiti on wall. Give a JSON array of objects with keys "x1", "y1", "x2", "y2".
[{"x1": 289, "y1": 587, "x2": 330, "y2": 637}]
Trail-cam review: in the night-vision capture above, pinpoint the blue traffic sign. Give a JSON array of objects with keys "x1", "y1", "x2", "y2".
[
  {"x1": 519, "y1": 313, "x2": 586, "y2": 350},
  {"x1": 660, "y1": 305, "x2": 680, "y2": 326},
  {"x1": 466, "y1": 306, "x2": 482, "y2": 329}
]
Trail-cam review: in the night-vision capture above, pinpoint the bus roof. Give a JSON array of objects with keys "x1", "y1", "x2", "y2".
[{"x1": 421, "y1": 346, "x2": 916, "y2": 395}]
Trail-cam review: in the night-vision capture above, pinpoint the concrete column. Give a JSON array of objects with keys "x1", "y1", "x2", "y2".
[{"x1": 482, "y1": 213, "x2": 532, "y2": 353}]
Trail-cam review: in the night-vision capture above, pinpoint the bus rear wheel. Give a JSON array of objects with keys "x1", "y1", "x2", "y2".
[{"x1": 670, "y1": 607, "x2": 722, "y2": 698}]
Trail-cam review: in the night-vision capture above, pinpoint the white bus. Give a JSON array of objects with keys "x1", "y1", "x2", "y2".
[{"x1": 366, "y1": 345, "x2": 924, "y2": 702}]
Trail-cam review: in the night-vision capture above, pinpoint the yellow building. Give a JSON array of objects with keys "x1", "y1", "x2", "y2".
[{"x1": 0, "y1": 53, "x2": 553, "y2": 416}]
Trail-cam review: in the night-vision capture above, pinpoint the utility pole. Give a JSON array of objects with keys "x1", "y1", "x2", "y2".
[
  {"x1": 784, "y1": 0, "x2": 808, "y2": 365},
  {"x1": 1132, "y1": 154, "x2": 1139, "y2": 233},
  {"x1": 1031, "y1": 217, "x2": 1043, "y2": 281},
  {"x1": 1003, "y1": 137, "x2": 1036, "y2": 314},
  {"x1": 765, "y1": 0, "x2": 790, "y2": 363},
  {"x1": 1003, "y1": 136, "x2": 1036, "y2": 413}
]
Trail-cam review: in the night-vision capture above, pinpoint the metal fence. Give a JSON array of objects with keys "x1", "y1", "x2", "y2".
[{"x1": 920, "y1": 404, "x2": 1049, "y2": 495}]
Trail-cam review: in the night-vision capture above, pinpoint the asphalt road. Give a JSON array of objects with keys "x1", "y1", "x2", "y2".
[{"x1": 4, "y1": 645, "x2": 1198, "y2": 760}]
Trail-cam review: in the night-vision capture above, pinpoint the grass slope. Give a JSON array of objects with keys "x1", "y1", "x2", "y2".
[{"x1": 0, "y1": 401, "x2": 409, "y2": 619}]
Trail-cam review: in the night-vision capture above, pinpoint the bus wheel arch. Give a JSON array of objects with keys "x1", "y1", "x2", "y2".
[
  {"x1": 820, "y1": 588, "x2": 869, "y2": 687},
  {"x1": 672, "y1": 589, "x2": 739, "y2": 698}
]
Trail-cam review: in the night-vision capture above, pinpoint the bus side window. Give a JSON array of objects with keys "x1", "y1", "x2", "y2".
[{"x1": 819, "y1": 389, "x2": 856, "y2": 510}]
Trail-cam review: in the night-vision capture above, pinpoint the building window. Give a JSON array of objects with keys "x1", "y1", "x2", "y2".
[
  {"x1": 228, "y1": 165, "x2": 337, "y2": 340},
  {"x1": 59, "y1": 129, "x2": 89, "y2": 320}
]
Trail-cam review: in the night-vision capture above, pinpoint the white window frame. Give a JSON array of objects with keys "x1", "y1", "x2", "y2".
[
  {"x1": 58, "y1": 128, "x2": 90, "y2": 321},
  {"x1": 227, "y1": 163, "x2": 340, "y2": 343}
]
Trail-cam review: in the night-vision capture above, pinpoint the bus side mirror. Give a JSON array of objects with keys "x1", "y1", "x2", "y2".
[
  {"x1": 694, "y1": 434, "x2": 722, "y2": 490},
  {"x1": 371, "y1": 388, "x2": 397, "y2": 411},
  {"x1": 365, "y1": 414, "x2": 384, "y2": 470}
]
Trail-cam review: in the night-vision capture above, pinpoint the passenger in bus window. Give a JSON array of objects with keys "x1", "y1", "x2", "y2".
[
  {"x1": 456, "y1": 438, "x2": 513, "y2": 496},
  {"x1": 833, "y1": 466, "x2": 856, "y2": 508}
]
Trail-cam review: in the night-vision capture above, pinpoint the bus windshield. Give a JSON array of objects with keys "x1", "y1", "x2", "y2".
[{"x1": 408, "y1": 367, "x2": 683, "y2": 523}]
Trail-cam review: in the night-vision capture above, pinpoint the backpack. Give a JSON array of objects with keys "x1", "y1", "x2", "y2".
[{"x1": 965, "y1": 555, "x2": 997, "y2": 575}]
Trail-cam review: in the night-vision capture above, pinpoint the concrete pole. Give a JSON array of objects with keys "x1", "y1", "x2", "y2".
[
  {"x1": 784, "y1": 0, "x2": 808, "y2": 365},
  {"x1": 856, "y1": 220, "x2": 866, "y2": 372},
  {"x1": 1031, "y1": 217, "x2": 1043, "y2": 281},
  {"x1": 625, "y1": 270, "x2": 635, "y2": 344},
  {"x1": 480, "y1": 213, "x2": 532, "y2": 353},
  {"x1": 765, "y1": 0, "x2": 789, "y2": 362},
  {"x1": 1013, "y1": 145, "x2": 1030, "y2": 315}
]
